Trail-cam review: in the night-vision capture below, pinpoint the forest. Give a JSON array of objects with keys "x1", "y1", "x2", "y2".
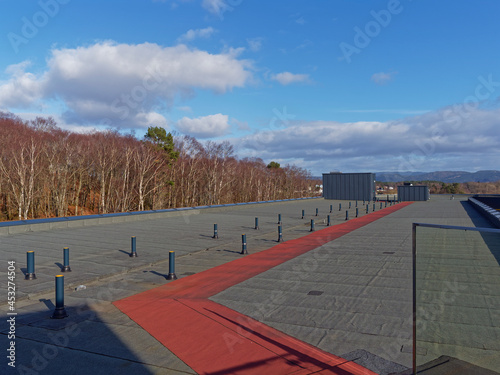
[
  {"x1": 0, "y1": 113, "x2": 319, "y2": 221},
  {"x1": 377, "y1": 181, "x2": 500, "y2": 195},
  {"x1": 428, "y1": 181, "x2": 500, "y2": 194}
]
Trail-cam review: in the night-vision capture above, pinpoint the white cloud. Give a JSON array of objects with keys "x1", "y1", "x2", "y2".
[
  {"x1": 233, "y1": 106, "x2": 500, "y2": 174},
  {"x1": 178, "y1": 27, "x2": 216, "y2": 42},
  {"x1": 13, "y1": 112, "x2": 103, "y2": 133},
  {"x1": 202, "y1": 0, "x2": 236, "y2": 18},
  {"x1": 0, "y1": 62, "x2": 44, "y2": 108},
  {"x1": 371, "y1": 71, "x2": 397, "y2": 85},
  {"x1": 176, "y1": 113, "x2": 230, "y2": 138},
  {"x1": 0, "y1": 41, "x2": 252, "y2": 129},
  {"x1": 331, "y1": 109, "x2": 430, "y2": 115},
  {"x1": 247, "y1": 37, "x2": 263, "y2": 52},
  {"x1": 295, "y1": 16, "x2": 305, "y2": 25},
  {"x1": 271, "y1": 71, "x2": 310, "y2": 85},
  {"x1": 177, "y1": 105, "x2": 192, "y2": 112}
]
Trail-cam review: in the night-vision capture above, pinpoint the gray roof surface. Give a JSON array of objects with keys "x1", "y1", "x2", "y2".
[
  {"x1": 210, "y1": 195, "x2": 500, "y2": 374},
  {"x1": 0, "y1": 195, "x2": 498, "y2": 374}
]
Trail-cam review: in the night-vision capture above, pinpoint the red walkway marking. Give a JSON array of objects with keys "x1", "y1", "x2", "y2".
[{"x1": 114, "y1": 202, "x2": 413, "y2": 374}]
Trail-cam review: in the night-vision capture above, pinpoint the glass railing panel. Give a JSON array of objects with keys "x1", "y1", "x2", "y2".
[{"x1": 414, "y1": 224, "x2": 500, "y2": 373}]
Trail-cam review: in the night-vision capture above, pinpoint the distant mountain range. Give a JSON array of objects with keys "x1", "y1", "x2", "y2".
[{"x1": 375, "y1": 170, "x2": 500, "y2": 183}]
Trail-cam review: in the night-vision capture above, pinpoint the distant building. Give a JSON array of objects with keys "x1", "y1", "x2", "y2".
[
  {"x1": 397, "y1": 185, "x2": 429, "y2": 201},
  {"x1": 322, "y1": 172, "x2": 376, "y2": 201}
]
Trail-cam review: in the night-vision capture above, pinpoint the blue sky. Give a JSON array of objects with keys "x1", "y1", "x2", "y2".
[{"x1": 1, "y1": 0, "x2": 499, "y2": 175}]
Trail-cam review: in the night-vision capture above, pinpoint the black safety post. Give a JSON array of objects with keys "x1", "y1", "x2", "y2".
[
  {"x1": 241, "y1": 234, "x2": 248, "y2": 254},
  {"x1": 166, "y1": 251, "x2": 177, "y2": 280},
  {"x1": 130, "y1": 236, "x2": 138, "y2": 257},
  {"x1": 277, "y1": 225, "x2": 284, "y2": 242},
  {"x1": 25, "y1": 251, "x2": 36, "y2": 280},
  {"x1": 62, "y1": 247, "x2": 71, "y2": 272},
  {"x1": 51, "y1": 275, "x2": 68, "y2": 319}
]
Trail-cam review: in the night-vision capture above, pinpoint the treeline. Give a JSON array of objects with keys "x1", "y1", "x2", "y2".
[
  {"x1": 429, "y1": 181, "x2": 500, "y2": 194},
  {"x1": 0, "y1": 113, "x2": 318, "y2": 221},
  {"x1": 378, "y1": 180, "x2": 500, "y2": 195}
]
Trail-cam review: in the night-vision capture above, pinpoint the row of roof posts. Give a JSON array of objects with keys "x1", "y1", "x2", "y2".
[
  {"x1": 24, "y1": 199, "x2": 402, "y2": 322},
  {"x1": 23, "y1": 237, "x2": 179, "y2": 320}
]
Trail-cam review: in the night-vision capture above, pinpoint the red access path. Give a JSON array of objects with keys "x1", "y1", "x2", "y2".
[{"x1": 114, "y1": 202, "x2": 413, "y2": 375}]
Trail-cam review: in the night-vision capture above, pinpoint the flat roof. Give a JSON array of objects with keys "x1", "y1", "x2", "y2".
[{"x1": 1, "y1": 195, "x2": 498, "y2": 374}]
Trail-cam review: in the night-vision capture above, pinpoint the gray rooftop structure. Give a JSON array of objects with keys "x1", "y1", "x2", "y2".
[
  {"x1": 322, "y1": 172, "x2": 376, "y2": 201},
  {"x1": 397, "y1": 185, "x2": 430, "y2": 202},
  {"x1": 0, "y1": 195, "x2": 498, "y2": 374}
]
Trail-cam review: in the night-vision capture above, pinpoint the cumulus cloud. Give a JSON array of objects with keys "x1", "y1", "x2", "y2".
[
  {"x1": 247, "y1": 37, "x2": 263, "y2": 52},
  {"x1": 176, "y1": 113, "x2": 230, "y2": 138},
  {"x1": 178, "y1": 27, "x2": 216, "y2": 42},
  {"x1": 202, "y1": 0, "x2": 238, "y2": 18},
  {"x1": 271, "y1": 71, "x2": 310, "y2": 85},
  {"x1": 0, "y1": 42, "x2": 251, "y2": 129},
  {"x1": 371, "y1": 71, "x2": 397, "y2": 85},
  {"x1": 234, "y1": 106, "x2": 500, "y2": 173},
  {"x1": 0, "y1": 62, "x2": 44, "y2": 108},
  {"x1": 177, "y1": 105, "x2": 192, "y2": 112},
  {"x1": 295, "y1": 16, "x2": 305, "y2": 25}
]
